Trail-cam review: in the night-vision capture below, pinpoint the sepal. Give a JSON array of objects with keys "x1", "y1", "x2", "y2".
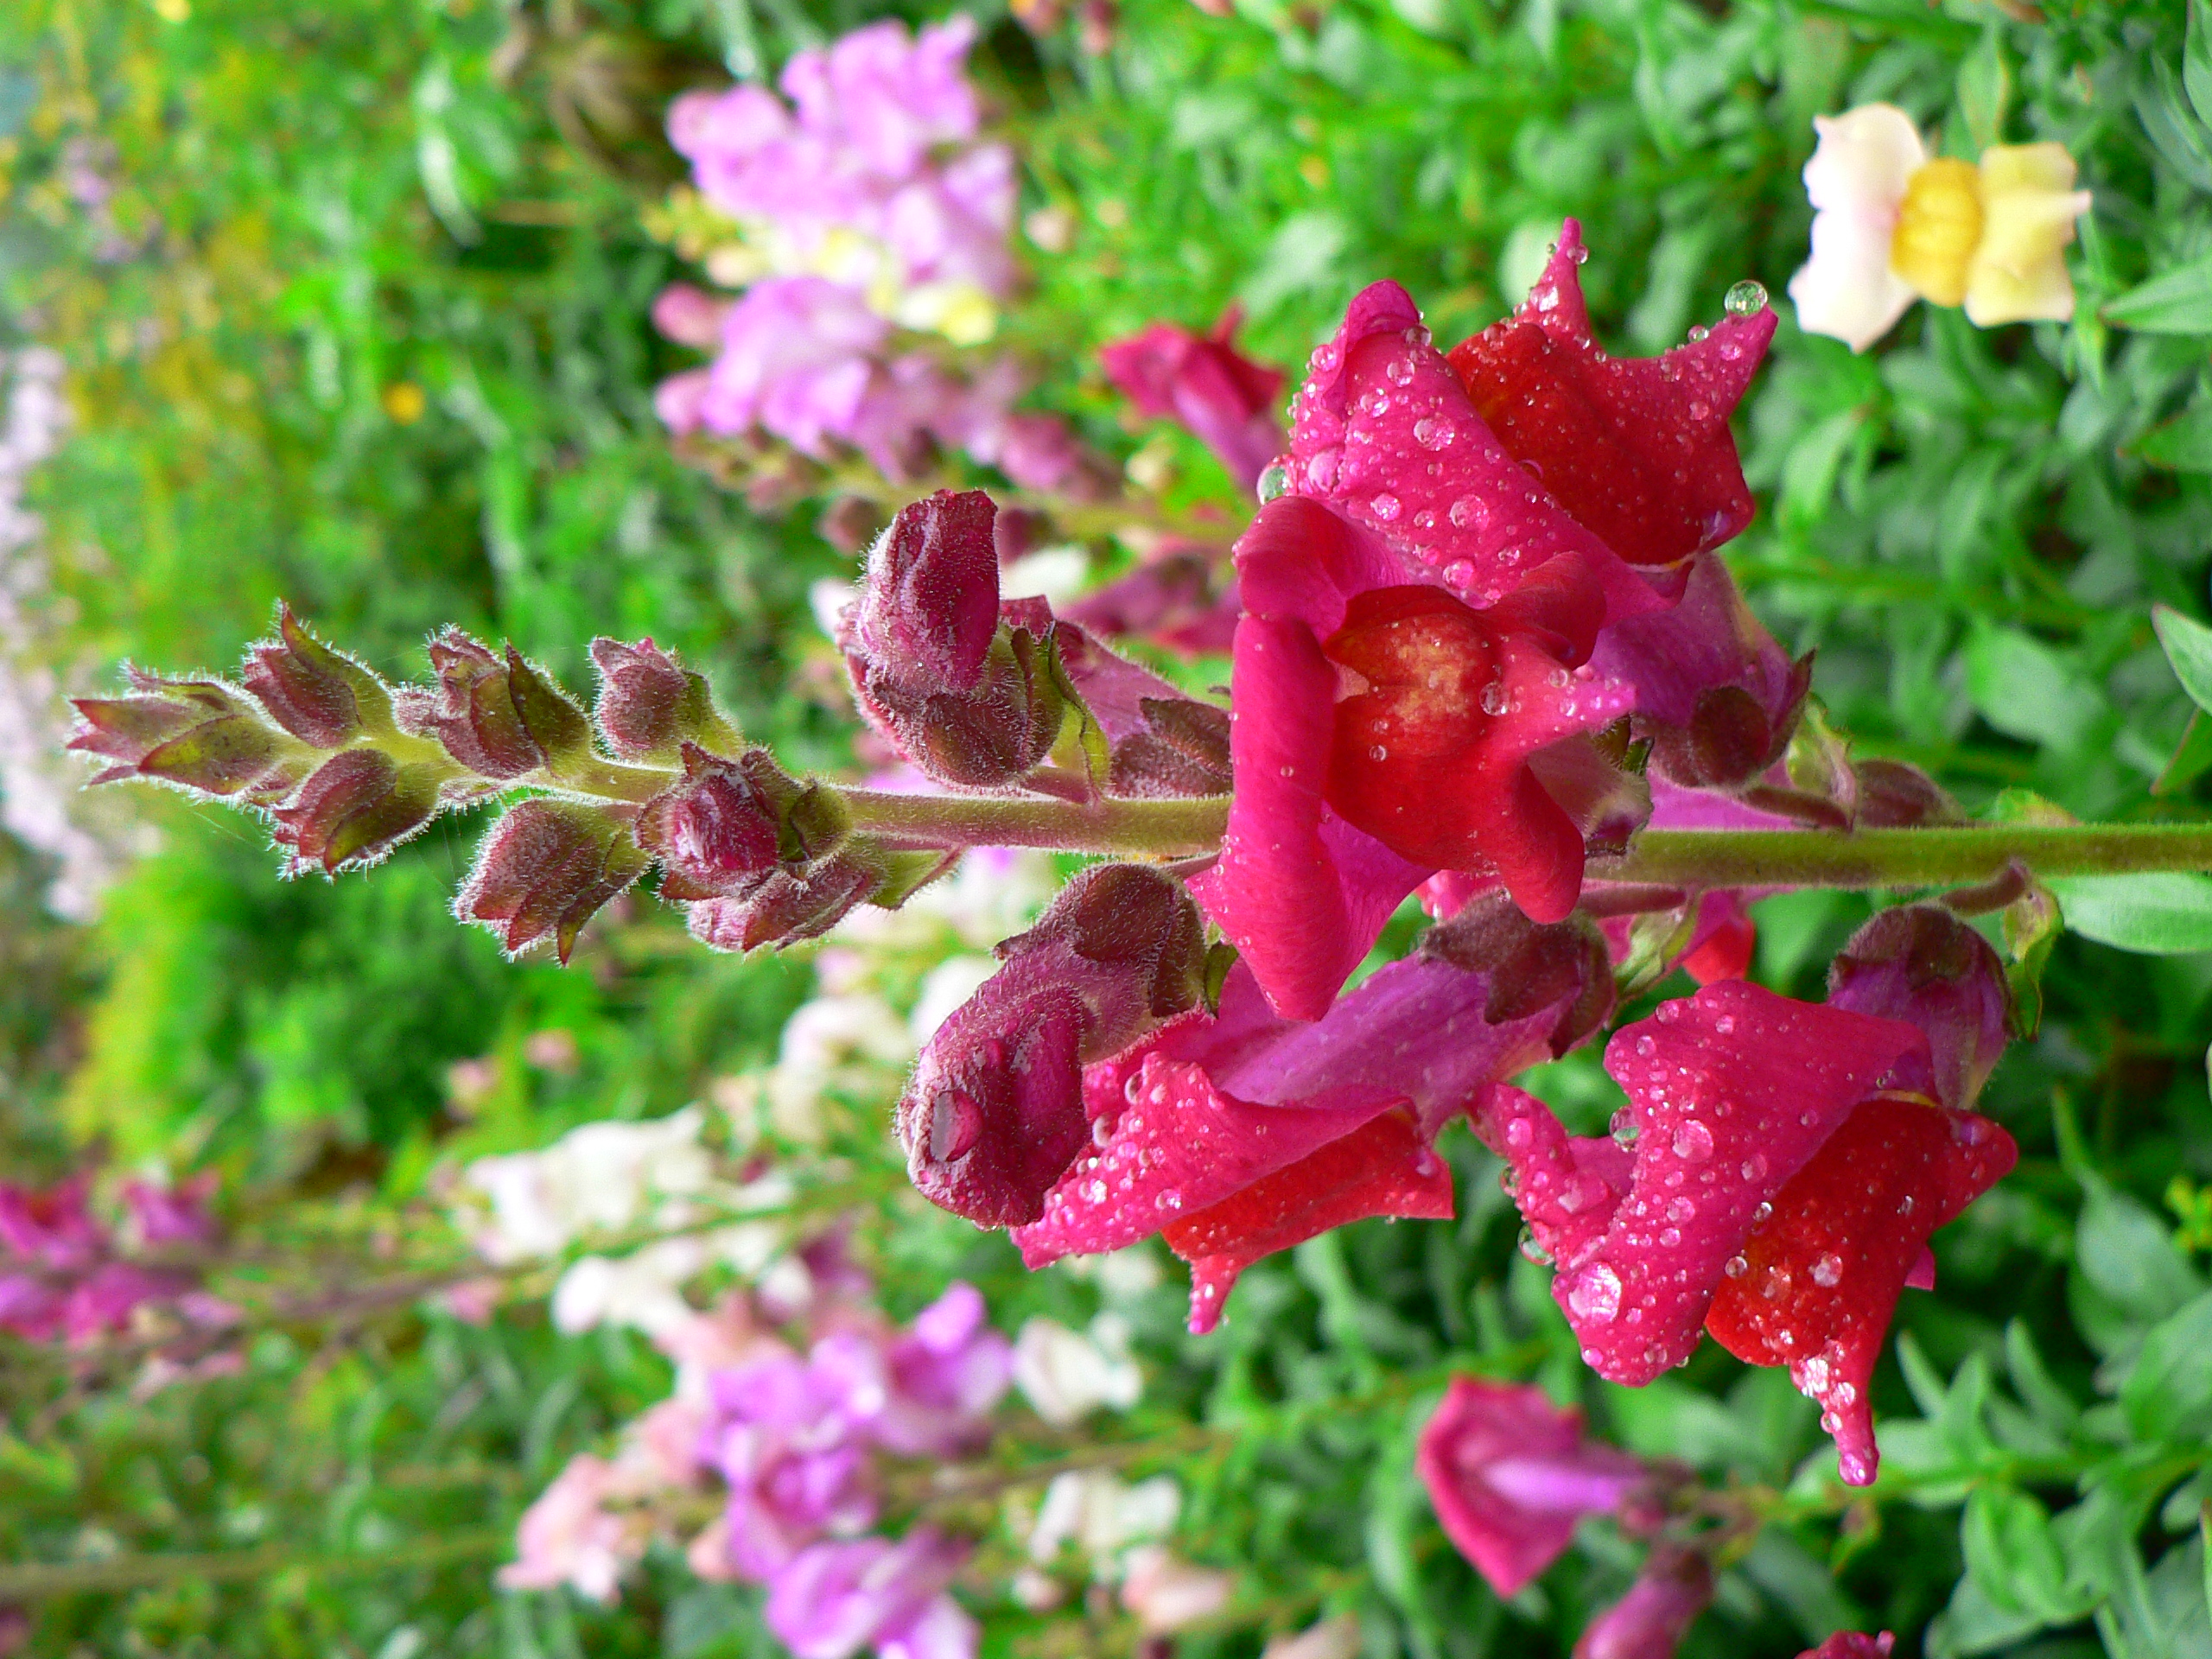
[
  {"x1": 69, "y1": 673, "x2": 305, "y2": 799},
  {"x1": 243, "y1": 606, "x2": 394, "y2": 747},
  {"x1": 398, "y1": 631, "x2": 543, "y2": 779},
  {"x1": 590, "y1": 637, "x2": 740, "y2": 760},
  {"x1": 686, "y1": 855, "x2": 881, "y2": 953}
]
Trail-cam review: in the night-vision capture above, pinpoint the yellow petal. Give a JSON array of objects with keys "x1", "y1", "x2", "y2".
[
  {"x1": 1963, "y1": 143, "x2": 2091, "y2": 327},
  {"x1": 1890, "y1": 157, "x2": 1982, "y2": 308}
]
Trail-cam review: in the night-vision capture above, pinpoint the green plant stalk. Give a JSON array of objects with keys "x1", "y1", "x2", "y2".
[{"x1": 1594, "y1": 825, "x2": 2212, "y2": 889}]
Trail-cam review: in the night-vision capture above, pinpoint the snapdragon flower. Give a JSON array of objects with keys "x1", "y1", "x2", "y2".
[{"x1": 1789, "y1": 104, "x2": 2092, "y2": 352}]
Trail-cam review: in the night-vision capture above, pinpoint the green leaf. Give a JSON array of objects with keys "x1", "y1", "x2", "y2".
[
  {"x1": 2155, "y1": 606, "x2": 2212, "y2": 713},
  {"x1": 1966, "y1": 626, "x2": 2107, "y2": 751},
  {"x1": 2105, "y1": 251, "x2": 2212, "y2": 334},
  {"x1": 2190, "y1": 0, "x2": 2212, "y2": 129},
  {"x1": 1956, "y1": 25, "x2": 2010, "y2": 153},
  {"x1": 2121, "y1": 1289, "x2": 2212, "y2": 1441},
  {"x1": 2049, "y1": 874, "x2": 2212, "y2": 955},
  {"x1": 2154, "y1": 709, "x2": 2212, "y2": 795},
  {"x1": 2075, "y1": 1173, "x2": 2203, "y2": 1327},
  {"x1": 2136, "y1": 399, "x2": 2212, "y2": 472}
]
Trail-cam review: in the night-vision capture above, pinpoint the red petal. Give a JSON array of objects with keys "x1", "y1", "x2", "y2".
[
  {"x1": 1163, "y1": 1108, "x2": 1452, "y2": 1332},
  {"x1": 1446, "y1": 219, "x2": 1776, "y2": 569},
  {"x1": 1704, "y1": 1094, "x2": 2017, "y2": 1486}
]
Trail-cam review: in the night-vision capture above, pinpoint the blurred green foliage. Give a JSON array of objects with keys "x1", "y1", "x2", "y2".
[{"x1": 2, "y1": 0, "x2": 2210, "y2": 1656}]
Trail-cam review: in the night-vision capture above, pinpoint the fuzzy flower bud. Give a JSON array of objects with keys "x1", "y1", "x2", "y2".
[
  {"x1": 269, "y1": 748, "x2": 442, "y2": 873},
  {"x1": 459, "y1": 799, "x2": 650, "y2": 961},
  {"x1": 1826, "y1": 904, "x2": 2012, "y2": 1111},
  {"x1": 397, "y1": 631, "x2": 543, "y2": 780},
  {"x1": 240, "y1": 605, "x2": 390, "y2": 748},
  {"x1": 687, "y1": 855, "x2": 882, "y2": 953},
  {"x1": 637, "y1": 747, "x2": 787, "y2": 900},
  {"x1": 69, "y1": 673, "x2": 298, "y2": 798},
  {"x1": 590, "y1": 637, "x2": 733, "y2": 761}
]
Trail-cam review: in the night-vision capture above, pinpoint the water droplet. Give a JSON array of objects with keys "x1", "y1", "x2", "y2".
[
  {"x1": 1413, "y1": 416, "x2": 1454, "y2": 450},
  {"x1": 1504, "y1": 1116, "x2": 1533, "y2": 1149},
  {"x1": 1479, "y1": 680, "x2": 1510, "y2": 715},
  {"x1": 1567, "y1": 1264, "x2": 1622, "y2": 1324},
  {"x1": 1087, "y1": 1179, "x2": 1109, "y2": 1204},
  {"x1": 1667, "y1": 1198, "x2": 1696, "y2": 1223},
  {"x1": 1517, "y1": 1225, "x2": 1553, "y2": 1266},
  {"x1": 1811, "y1": 1252, "x2": 1843, "y2": 1287},
  {"x1": 1724, "y1": 279, "x2": 1767, "y2": 316},
  {"x1": 1801, "y1": 1354, "x2": 1831, "y2": 1392},
  {"x1": 1384, "y1": 356, "x2": 1417, "y2": 386},
  {"x1": 1358, "y1": 388, "x2": 1391, "y2": 417},
  {"x1": 1370, "y1": 492, "x2": 1402, "y2": 522},
  {"x1": 1609, "y1": 1109, "x2": 1641, "y2": 1149},
  {"x1": 1740, "y1": 1154, "x2": 1767, "y2": 1181},
  {"x1": 1306, "y1": 448, "x2": 1340, "y2": 491},
  {"x1": 1897, "y1": 1195, "x2": 1915, "y2": 1217},
  {"x1": 1713, "y1": 1014, "x2": 1734, "y2": 1035},
  {"x1": 1634, "y1": 1034, "x2": 1656, "y2": 1058},
  {"x1": 1443, "y1": 559, "x2": 1476, "y2": 588},
  {"x1": 1572, "y1": 243, "x2": 1590, "y2": 265},
  {"x1": 1671, "y1": 1121, "x2": 1714, "y2": 1162},
  {"x1": 1688, "y1": 399, "x2": 1711, "y2": 422},
  {"x1": 1686, "y1": 324, "x2": 1709, "y2": 343},
  {"x1": 1369, "y1": 744, "x2": 1389, "y2": 761},
  {"x1": 1751, "y1": 1201, "x2": 1773, "y2": 1225},
  {"x1": 1447, "y1": 494, "x2": 1486, "y2": 530},
  {"x1": 1723, "y1": 1253, "x2": 1748, "y2": 1279},
  {"x1": 1256, "y1": 461, "x2": 1289, "y2": 503}
]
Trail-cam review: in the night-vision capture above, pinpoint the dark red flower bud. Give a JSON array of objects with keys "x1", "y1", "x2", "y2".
[
  {"x1": 458, "y1": 798, "x2": 649, "y2": 961},
  {"x1": 1827, "y1": 905, "x2": 2012, "y2": 1111},
  {"x1": 851, "y1": 625, "x2": 1065, "y2": 790},
  {"x1": 637, "y1": 746, "x2": 785, "y2": 899},
  {"x1": 69, "y1": 673, "x2": 298, "y2": 798},
  {"x1": 854, "y1": 489, "x2": 1001, "y2": 697},
  {"x1": 398, "y1": 631, "x2": 541, "y2": 779},
  {"x1": 899, "y1": 865, "x2": 1208, "y2": 1225},
  {"x1": 1107, "y1": 697, "x2": 1233, "y2": 798},
  {"x1": 686, "y1": 855, "x2": 881, "y2": 953},
  {"x1": 589, "y1": 638, "x2": 733, "y2": 761},
  {"x1": 1853, "y1": 758, "x2": 1963, "y2": 828},
  {"x1": 240, "y1": 606, "x2": 391, "y2": 748},
  {"x1": 269, "y1": 749, "x2": 442, "y2": 873}
]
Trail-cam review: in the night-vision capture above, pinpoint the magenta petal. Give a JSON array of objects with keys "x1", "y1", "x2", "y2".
[
  {"x1": 1904, "y1": 1246, "x2": 1936, "y2": 1292},
  {"x1": 1553, "y1": 983, "x2": 1928, "y2": 1384},
  {"x1": 1471, "y1": 1084, "x2": 1636, "y2": 1274},
  {"x1": 1189, "y1": 614, "x2": 1425, "y2": 1020},
  {"x1": 1415, "y1": 1376, "x2": 1646, "y2": 1596},
  {"x1": 1586, "y1": 552, "x2": 1799, "y2": 734},
  {"x1": 1573, "y1": 1542, "x2": 1713, "y2": 1659},
  {"x1": 1801, "y1": 1635, "x2": 1896, "y2": 1659}
]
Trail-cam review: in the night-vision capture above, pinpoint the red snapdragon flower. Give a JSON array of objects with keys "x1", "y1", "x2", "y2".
[
  {"x1": 1477, "y1": 906, "x2": 2017, "y2": 1484},
  {"x1": 1013, "y1": 899, "x2": 1613, "y2": 1330},
  {"x1": 1195, "y1": 232, "x2": 1775, "y2": 1020}
]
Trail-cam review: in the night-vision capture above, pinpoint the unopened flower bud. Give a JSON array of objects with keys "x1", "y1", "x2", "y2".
[
  {"x1": 270, "y1": 748, "x2": 443, "y2": 873},
  {"x1": 1648, "y1": 681, "x2": 1802, "y2": 792},
  {"x1": 458, "y1": 798, "x2": 650, "y2": 962},
  {"x1": 853, "y1": 488, "x2": 1001, "y2": 696},
  {"x1": 1108, "y1": 697, "x2": 1232, "y2": 798},
  {"x1": 241, "y1": 606, "x2": 390, "y2": 748},
  {"x1": 589, "y1": 638, "x2": 732, "y2": 761},
  {"x1": 399, "y1": 631, "x2": 542, "y2": 779},
  {"x1": 1827, "y1": 904, "x2": 2012, "y2": 1110},
  {"x1": 852, "y1": 625, "x2": 1066, "y2": 790},
  {"x1": 899, "y1": 866, "x2": 1207, "y2": 1225},
  {"x1": 686, "y1": 856, "x2": 881, "y2": 953},
  {"x1": 70, "y1": 674, "x2": 297, "y2": 798},
  {"x1": 637, "y1": 747, "x2": 785, "y2": 899}
]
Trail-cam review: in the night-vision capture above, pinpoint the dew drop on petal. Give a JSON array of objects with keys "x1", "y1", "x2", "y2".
[
  {"x1": 1370, "y1": 492, "x2": 1402, "y2": 522},
  {"x1": 1256, "y1": 461, "x2": 1289, "y2": 503},
  {"x1": 1724, "y1": 279, "x2": 1767, "y2": 316},
  {"x1": 1671, "y1": 1120, "x2": 1714, "y2": 1162},
  {"x1": 1567, "y1": 1264, "x2": 1622, "y2": 1324},
  {"x1": 1811, "y1": 1252, "x2": 1844, "y2": 1287}
]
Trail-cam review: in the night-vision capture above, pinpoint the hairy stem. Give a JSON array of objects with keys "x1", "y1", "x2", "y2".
[
  {"x1": 840, "y1": 788, "x2": 1232, "y2": 856},
  {"x1": 1593, "y1": 824, "x2": 2212, "y2": 891}
]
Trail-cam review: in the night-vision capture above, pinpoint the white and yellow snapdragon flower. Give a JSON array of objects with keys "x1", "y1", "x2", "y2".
[{"x1": 1789, "y1": 103, "x2": 2092, "y2": 352}]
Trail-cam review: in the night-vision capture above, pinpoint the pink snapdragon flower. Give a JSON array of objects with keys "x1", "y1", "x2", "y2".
[
  {"x1": 0, "y1": 1175, "x2": 220, "y2": 1345},
  {"x1": 1477, "y1": 906, "x2": 2018, "y2": 1484},
  {"x1": 1414, "y1": 1377, "x2": 1649, "y2": 1594},
  {"x1": 499, "y1": 1455, "x2": 648, "y2": 1603},
  {"x1": 1574, "y1": 1544, "x2": 1713, "y2": 1659},
  {"x1": 1100, "y1": 308, "x2": 1286, "y2": 492},
  {"x1": 764, "y1": 1528, "x2": 976, "y2": 1659}
]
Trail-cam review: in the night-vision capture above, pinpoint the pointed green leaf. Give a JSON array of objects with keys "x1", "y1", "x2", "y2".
[
  {"x1": 2154, "y1": 605, "x2": 2212, "y2": 714},
  {"x1": 2105, "y1": 251, "x2": 2212, "y2": 334}
]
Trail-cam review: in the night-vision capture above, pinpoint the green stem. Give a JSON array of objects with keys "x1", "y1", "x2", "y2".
[
  {"x1": 0, "y1": 1529, "x2": 509, "y2": 1599},
  {"x1": 1593, "y1": 824, "x2": 2212, "y2": 891},
  {"x1": 841, "y1": 788, "x2": 1231, "y2": 856}
]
